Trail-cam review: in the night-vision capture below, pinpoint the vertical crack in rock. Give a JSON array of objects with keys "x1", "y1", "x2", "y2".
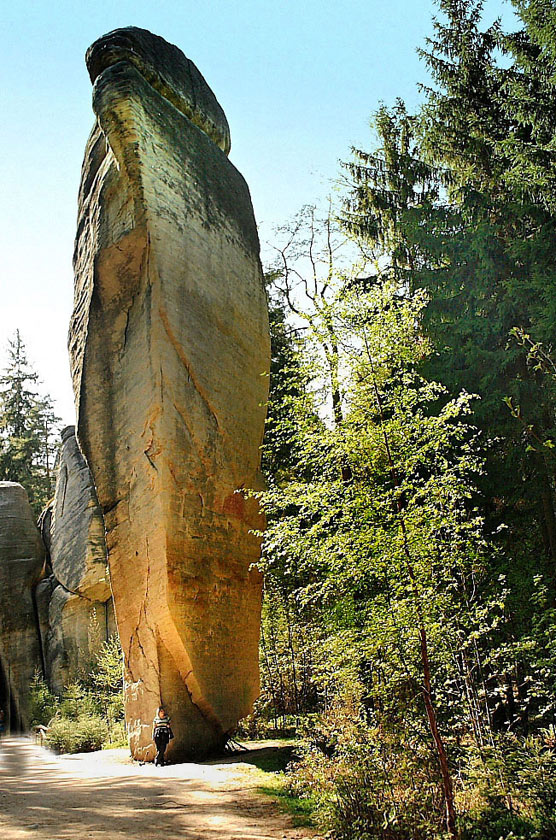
[
  {"x1": 131, "y1": 537, "x2": 160, "y2": 681},
  {"x1": 70, "y1": 26, "x2": 270, "y2": 760},
  {"x1": 158, "y1": 304, "x2": 221, "y2": 431}
]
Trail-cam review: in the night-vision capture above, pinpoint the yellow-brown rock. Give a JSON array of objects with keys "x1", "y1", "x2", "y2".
[{"x1": 70, "y1": 27, "x2": 270, "y2": 760}]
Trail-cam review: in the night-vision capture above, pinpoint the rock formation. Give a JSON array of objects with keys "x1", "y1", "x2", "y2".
[
  {"x1": 0, "y1": 482, "x2": 45, "y2": 729},
  {"x1": 70, "y1": 27, "x2": 270, "y2": 759},
  {"x1": 38, "y1": 426, "x2": 116, "y2": 693}
]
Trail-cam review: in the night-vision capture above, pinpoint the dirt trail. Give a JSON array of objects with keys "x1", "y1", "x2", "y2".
[{"x1": 0, "y1": 737, "x2": 319, "y2": 840}]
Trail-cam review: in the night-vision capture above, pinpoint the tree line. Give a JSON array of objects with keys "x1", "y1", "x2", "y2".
[{"x1": 252, "y1": 2, "x2": 556, "y2": 838}]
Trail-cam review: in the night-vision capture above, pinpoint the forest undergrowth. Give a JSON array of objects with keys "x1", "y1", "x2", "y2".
[{"x1": 29, "y1": 635, "x2": 126, "y2": 754}]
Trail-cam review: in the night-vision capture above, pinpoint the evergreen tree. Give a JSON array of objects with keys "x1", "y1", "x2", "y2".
[
  {"x1": 344, "y1": 1, "x2": 556, "y2": 639},
  {"x1": 344, "y1": 99, "x2": 438, "y2": 279},
  {"x1": 414, "y1": 1, "x2": 556, "y2": 577},
  {"x1": 0, "y1": 330, "x2": 39, "y2": 439},
  {"x1": 501, "y1": 0, "x2": 556, "y2": 212},
  {"x1": 262, "y1": 271, "x2": 314, "y2": 484},
  {"x1": 0, "y1": 331, "x2": 61, "y2": 513}
]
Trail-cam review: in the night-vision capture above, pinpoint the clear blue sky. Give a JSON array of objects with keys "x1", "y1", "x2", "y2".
[{"x1": 0, "y1": 0, "x2": 515, "y2": 425}]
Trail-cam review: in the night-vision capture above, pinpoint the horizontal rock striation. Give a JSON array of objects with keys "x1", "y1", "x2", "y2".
[
  {"x1": 70, "y1": 27, "x2": 270, "y2": 759},
  {"x1": 85, "y1": 27, "x2": 231, "y2": 154}
]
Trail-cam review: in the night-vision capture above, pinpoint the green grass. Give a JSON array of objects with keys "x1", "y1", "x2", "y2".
[
  {"x1": 244, "y1": 744, "x2": 316, "y2": 828},
  {"x1": 258, "y1": 776, "x2": 316, "y2": 828}
]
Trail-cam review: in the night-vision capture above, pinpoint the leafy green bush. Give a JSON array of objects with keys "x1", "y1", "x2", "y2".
[
  {"x1": 293, "y1": 745, "x2": 449, "y2": 840},
  {"x1": 46, "y1": 714, "x2": 108, "y2": 754},
  {"x1": 30, "y1": 634, "x2": 125, "y2": 754},
  {"x1": 459, "y1": 732, "x2": 556, "y2": 840},
  {"x1": 460, "y1": 809, "x2": 537, "y2": 840},
  {"x1": 289, "y1": 701, "x2": 556, "y2": 840}
]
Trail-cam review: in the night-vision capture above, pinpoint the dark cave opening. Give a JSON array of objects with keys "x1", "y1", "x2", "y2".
[{"x1": 0, "y1": 656, "x2": 23, "y2": 733}]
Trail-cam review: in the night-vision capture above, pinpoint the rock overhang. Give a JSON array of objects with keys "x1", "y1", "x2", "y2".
[{"x1": 86, "y1": 26, "x2": 231, "y2": 155}]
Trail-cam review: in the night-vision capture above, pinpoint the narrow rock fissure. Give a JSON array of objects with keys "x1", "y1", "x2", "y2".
[{"x1": 31, "y1": 581, "x2": 47, "y2": 680}]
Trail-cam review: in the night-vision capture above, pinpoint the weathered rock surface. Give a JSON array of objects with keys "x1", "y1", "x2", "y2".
[
  {"x1": 38, "y1": 426, "x2": 116, "y2": 693},
  {"x1": 41, "y1": 579, "x2": 116, "y2": 694},
  {"x1": 70, "y1": 27, "x2": 270, "y2": 759},
  {"x1": 0, "y1": 483, "x2": 45, "y2": 729},
  {"x1": 49, "y1": 426, "x2": 109, "y2": 601}
]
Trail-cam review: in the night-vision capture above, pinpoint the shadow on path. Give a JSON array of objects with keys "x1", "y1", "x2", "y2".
[
  {"x1": 210, "y1": 744, "x2": 297, "y2": 773},
  {"x1": 0, "y1": 737, "x2": 313, "y2": 840}
]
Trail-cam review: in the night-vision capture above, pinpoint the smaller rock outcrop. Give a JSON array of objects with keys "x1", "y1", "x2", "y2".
[
  {"x1": 39, "y1": 427, "x2": 115, "y2": 693},
  {"x1": 0, "y1": 482, "x2": 45, "y2": 729},
  {"x1": 49, "y1": 426, "x2": 109, "y2": 601}
]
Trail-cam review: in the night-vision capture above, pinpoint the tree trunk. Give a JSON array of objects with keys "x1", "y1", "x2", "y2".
[
  {"x1": 419, "y1": 625, "x2": 458, "y2": 837},
  {"x1": 362, "y1": 326, "x2": 459, "y2": 838}
]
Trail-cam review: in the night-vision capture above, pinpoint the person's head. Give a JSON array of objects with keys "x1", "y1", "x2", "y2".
[{"x1": 158, "y1": 706, "x2": 166, "y2": 717}]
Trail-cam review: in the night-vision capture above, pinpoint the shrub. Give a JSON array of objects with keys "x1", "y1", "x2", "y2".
[
  {"x1": 460, "y1": 808, "x2": 537, "y2": 840},
  {"x1": 46, "y1": 714, "x2": 108, "y2": 754},
  {"x1": 32, "y1": 634, "x2": 125, "y2": 755},
  {"x1": 289, "y1": 699, "x2": 449, "y2": 840},
  {"x1": 28, "y1": 671, "x2": 59, "y2": 727},
  {"x1": 459, "y1": 732, "x2": 556, "y2": 840},
  {"x1": 104, "y1": 719, "x2": 127, "y2": 749},
  {"x1": 59, "y1": 682, "x2": 99, "y2": 720},
  {"x1": 294, "y1": 742, "x2": 449, "y2": 840},
  {"x1": 290, "y1": 701, "x2": 556, "y2": 840}
]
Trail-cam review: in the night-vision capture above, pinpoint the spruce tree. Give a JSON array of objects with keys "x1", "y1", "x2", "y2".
[
  {"x1": 345, "y1": 0, "x2": 556, "y2": 579},
  {"x1": 0, "y1": 331, "x2": 61, "y2": 513}
]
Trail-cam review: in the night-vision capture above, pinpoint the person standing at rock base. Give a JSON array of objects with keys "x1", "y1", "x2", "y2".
[{"x1": 152, "y1": 707, "x2": 173, "y2": 766}]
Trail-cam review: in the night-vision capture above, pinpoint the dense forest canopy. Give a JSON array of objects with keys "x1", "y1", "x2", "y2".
[{"x1": 256, "y1": 2, "x2": 556, "y2": 838}]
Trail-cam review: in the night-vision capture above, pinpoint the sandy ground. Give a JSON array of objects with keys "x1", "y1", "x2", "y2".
[{"x1": 0, "y1": 737, "x2": 320, "y2": 840}]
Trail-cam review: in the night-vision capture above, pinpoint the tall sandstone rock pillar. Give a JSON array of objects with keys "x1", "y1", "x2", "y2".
[{"x1": 70, "y1": 27, "x2": 270, "y2": 759}]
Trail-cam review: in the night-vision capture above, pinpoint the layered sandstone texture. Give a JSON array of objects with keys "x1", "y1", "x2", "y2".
[
  {"x1": 0, "y1": 483, "x2": 45, "y2": 728},
  {"x1": 70, "y1": 27, "x2": 270, "y2": 760},
  {"x1": 39, "y1": 426, "x2": 115, "y2": 693}
]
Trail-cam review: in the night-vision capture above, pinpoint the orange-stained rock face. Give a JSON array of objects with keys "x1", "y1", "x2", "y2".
[{"x1": 70, "y1": 27, "x2": 269, "y2": 760}]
